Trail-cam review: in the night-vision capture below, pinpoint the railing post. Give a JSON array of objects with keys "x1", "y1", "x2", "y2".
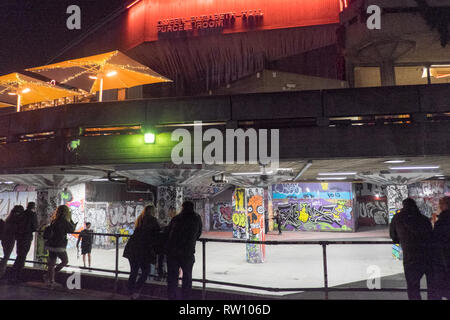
[
  {"x1": 202, "y1": 239, "x2": 206, "y2": 300},
  {"x1": 114, "y1": 235, "x2": 119, "y2": 293},
  {"x1": 322, "y1": 243, "x2": 329, "y2": 300}
]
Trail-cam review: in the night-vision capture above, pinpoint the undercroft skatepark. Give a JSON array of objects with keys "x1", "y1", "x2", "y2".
[{"x1": 1, "y1": 227, "x2": 418, "y2": 300}]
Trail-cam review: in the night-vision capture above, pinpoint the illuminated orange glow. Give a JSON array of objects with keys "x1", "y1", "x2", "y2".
[
  {"x1": 84, "y1": 126, "x2": 141, "y2": 133},
  {"x1": 435, "y1": 74, "x2": 450, "y2": 79}
]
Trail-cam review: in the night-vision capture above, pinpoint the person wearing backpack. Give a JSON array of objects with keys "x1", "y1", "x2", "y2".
[
  {"x1": 9, "y1": 202, "x2": 38, "y2": 284},
  {"x1": 43, "y1": 205, "x2": 77, "y2": 288},
  {"x1": 0, "y1": 206, "x2": 25, "y2": 279}
]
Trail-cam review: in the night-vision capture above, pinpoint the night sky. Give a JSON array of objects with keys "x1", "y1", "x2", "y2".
[{"x1": 0, "y1": 0, "x2": 125, "y2": 75}]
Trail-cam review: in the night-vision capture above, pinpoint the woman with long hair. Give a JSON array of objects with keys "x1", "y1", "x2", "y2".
[
  {"x1": 123, "y1": 204, "x2": 160, "y2": 299},
  {"x1": 43, "y1": 205, "x2": 77, "y2": 288},
  {"x1": 0, "y1": 205, "x2": 25, "y2": 279}
]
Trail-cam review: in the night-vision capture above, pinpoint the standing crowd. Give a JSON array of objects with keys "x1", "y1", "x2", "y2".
[
  {"x1": 0, "y1": 200, "x2": 202, "y2": 300},
  {"x1": 390, "y1": 196, "x2": 450, "y2": 300},
  {"x1": 1, "y1": 196, "x2": 449, "y2": 300}
]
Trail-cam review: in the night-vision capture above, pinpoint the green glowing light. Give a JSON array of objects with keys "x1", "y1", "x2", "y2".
[
  {"x1": 69, "y1": 139, "x2": 81, "y2": 150},
  {"x1": 144, "y1": 132, "x2": 156, "y2": 144}
]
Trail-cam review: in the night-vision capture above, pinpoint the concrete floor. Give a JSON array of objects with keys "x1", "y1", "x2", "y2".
[{"x1": 1, "y1": 226, "x2": 426, "y2": 299}]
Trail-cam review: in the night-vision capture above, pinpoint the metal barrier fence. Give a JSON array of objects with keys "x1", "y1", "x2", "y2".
[{"x1": 4, "y1": 231, "x2": 412, "y2": 299}]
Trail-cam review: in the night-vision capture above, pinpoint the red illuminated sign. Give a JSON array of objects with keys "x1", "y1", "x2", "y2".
[
  {"x1": 123, "y1": 0, "x2": 342, "y2": 48},
  {"x1": 157, "y1": 10, "x2": 264, "y2": 34}
]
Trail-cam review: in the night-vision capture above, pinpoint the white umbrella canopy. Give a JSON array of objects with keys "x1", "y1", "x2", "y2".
[{"x1": 27, "y1": 50, "x2": 172, "y2": 101}]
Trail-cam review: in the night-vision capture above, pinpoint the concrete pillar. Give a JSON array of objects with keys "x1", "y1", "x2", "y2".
[
  {"x1": 387, "y1": 185, "x2": 408, "y2": 260},
  {"x1": 204, "y1": 198, "x2": 211, "y2": 232},
  {"x1": 156, "y1": 185, "x2": 184, "y2": 226},
  {"x1": 246, "y1": 188, "x2": 265, "y2": 264},
  {"x1": 267, "y1": 186, "x2": 273, "y2": 232},
  {"x1": 194, "y1": 198, "x2": 210, "y2": 232},
  {"x1": 380, "y1": 60, "x2": 396, "y2": 86},
  {"x1": 346, "y1": 60, "x2": 355, "y2": 88},
  {"x1": 232, "y1": 188, "x2": 247, "y2": 239},
  {"x1": 34, "y1": 188, "x2": 60, "y2": 268}
]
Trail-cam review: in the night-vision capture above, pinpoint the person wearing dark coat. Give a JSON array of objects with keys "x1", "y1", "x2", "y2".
[
  {"x1": 9, "y1": 202, "x2": 38, "y2": 283},
  {"x1": 44, "y1": 205, "x2": 77, "y2": 288},
  {"x1": 166, "y1": 201, "x2": 202, "y2": 300},
  {"x1": 432, "y1": 196, "x2": 450, "y2": 299},
  {"x1": 389, "y1": 198, "x2": 435, "y2": 300},
  {"x1": 123, "y1": 205, "x2": 160, "y2": 299},
  {"x1": 0, "y1": 205, "x2": 25, "y2": 280}
]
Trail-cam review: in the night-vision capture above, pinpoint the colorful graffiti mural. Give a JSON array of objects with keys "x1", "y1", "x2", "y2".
[
  {"x1": 245, "y1": 188, "x2": 265, "y2": 263},
  {"x1": 272, "y1": 183, "x2": 354, "y2": 232},
  {"x1": 232, "y1": 188, "x2": 247, "y2": 239},
  {"x1": 211, "y1": 201, "x2": 233, "y2": 231}
]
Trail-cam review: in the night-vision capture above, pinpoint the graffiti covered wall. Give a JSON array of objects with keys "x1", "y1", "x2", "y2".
[
  {"x1": 211, "y1": 201, "x2": 233, "y2": 231},
  {"x1": 356, "y1": 196, "x2": 388, "y2": 226},
  {"x1": 408, "y1": 180, "x2": 446, "y2": 219},
  {"x1": 272, "y1": 182, "x2": 354, "y2": 232},
  {"x1": 84, "y1": 201, "x2": 147, "y2": 249},
  {"x1": 65, "y1": 184, "x2": 86, "y2": 248},
  {"x1": 387, "y1": 185, "x2": 408, "y2": 260},
  {"x1": 208, "y1": 188, "x2": 233, "y2": 231},
  {"x1": 354, "y1": 184, "x2": 388, "y2": 227},
  {"x1": 0, "y1": 190, "x2": 37, "y2": 219}
]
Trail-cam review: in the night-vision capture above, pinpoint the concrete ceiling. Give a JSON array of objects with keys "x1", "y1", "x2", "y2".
[{"x1": 0, "y1": 155, "x2": 448, "y2": 189}]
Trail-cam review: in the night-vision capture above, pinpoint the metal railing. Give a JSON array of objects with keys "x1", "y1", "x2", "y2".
[
  {"x1": 197, "y1": 238, "x2": 409, "y2": 300},
  {"x1": 3, "y1": 231, "x2": 412, "y2": 299}
]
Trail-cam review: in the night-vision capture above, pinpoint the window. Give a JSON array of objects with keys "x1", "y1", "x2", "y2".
[
  {"x1": 429, "y1": 65, "x2": 450, "y2": 84},
  {"x1": 354, "y1": 67, "x2": 381, "y2": 88},
  {"x1": 395, "y1": 66, "x2": 428, "y2": 86}
]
